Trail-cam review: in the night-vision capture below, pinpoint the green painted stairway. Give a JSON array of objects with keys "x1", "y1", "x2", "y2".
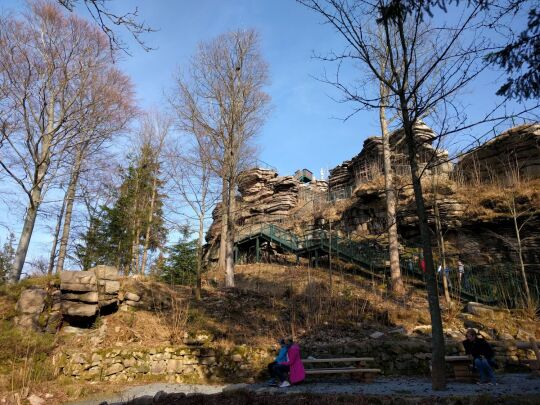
[{"x1": 234, "y1": 223, "x2": 538, "y2": 305}]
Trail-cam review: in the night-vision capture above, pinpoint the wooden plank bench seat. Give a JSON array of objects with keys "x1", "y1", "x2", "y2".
[
  {"x1": 302, "y1": 357, "x2": 381, "y2": 382},
  {"x1": 445, "y1": 355, "x2": 475, "y2": 382}
]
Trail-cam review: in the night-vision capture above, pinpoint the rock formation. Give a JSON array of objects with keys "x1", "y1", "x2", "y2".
[
  {"x1": 329, "y1": 121, "x2": 451, "y2": 191},
  {"x1": 13, "y1": 266, "x2": 180, "y2": 331},
  {"x1": 59, "y1": 265, "x2": 120, "y2": 319},
  {"x1": 456, "y1": 123, "x2": 540, "y2": 183},
  {"x1": 202, "y1": 123, "x2": 539, "y2": 274},
  {"x1": 205, "y1": 167, "x2": 328, "y2": 259}
]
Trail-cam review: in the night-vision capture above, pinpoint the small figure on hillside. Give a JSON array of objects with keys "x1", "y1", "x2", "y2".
[
  {"x1": 267, "y1": 339, "x2": 288, "y2": 386},
  {"x1": 437, "y1": 264, "x2": 452, "y2": 288},
  {"x1": 271, "y1": 337, "x2": 305, "y2": 388},
  {"x1": 458, "y1": 260, "x2": 465, "y2": 286},
  {"x1": 463, "y1": 328, "x2": 497, "y2": 384}
]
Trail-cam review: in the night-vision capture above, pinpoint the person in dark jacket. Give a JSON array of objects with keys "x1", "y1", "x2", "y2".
[
  {"x1": 267, "y1": 339, "x2": 288, "y2": 385},
  {"x1": 463, "y1": 328, "x2": 496, "y2": 384}
]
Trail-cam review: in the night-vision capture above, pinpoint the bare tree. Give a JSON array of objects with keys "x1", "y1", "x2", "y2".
[
  {"x1": 57, "y1": 0, "x2": 155, "y2": 54},
  {"x1": 373, "y1": 26, "x2": 405, "y2": 295},
  {"x1": 0, "y1": 1, "x2": 131, "y2": 282},
  {"x1": 173, "y1": 30, "x2": 271, "y2": 287},
  {"x1": 298, "y1": 0, "x2": 503, "y2": 389},
  {"x1": 165, "y1": 128, "x2": 220, "y2": 300},
  {"x1": 54, "y1": 68, "x2": 135, "y2": 274}
]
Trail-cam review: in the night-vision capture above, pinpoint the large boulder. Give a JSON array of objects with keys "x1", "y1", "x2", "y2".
[
  {"x1": 14, "y1": 288, "x2": 48, "y2": 330},
  {"x1": 60, "y1": 271, "x2": 97, "y2": 292},
  {"x1": 16, "y1": 288, "x2": 47, "y2": 314},
  {"x1": 466, "y1": 302, "x2": 508, "y2": 321},
  {"x1": 61, "y1": 301, "x2": 98, "y2": 317},
  {"x1": 91, "y1": 265, "x2": 120, "y2": 308}
]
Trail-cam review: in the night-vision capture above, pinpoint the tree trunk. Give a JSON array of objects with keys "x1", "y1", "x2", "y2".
[
  {"x1": 512, "y1": 196, "x2": 531, "y2": 304},
  {"x1": 56, "y1": 147, "x2": 84, "y2": 274},
  {"x1": 380, "y1": 90, "x2": 404, "y2": 295},
  {"x1": 401, "y1": 107, "x2": 446, "y2": 390},
  {"x1": 433, "y1": 174, "x2": 451, "y2": 304},
  {"x1": 48, "y1": 195, "x2": 67, "y2": 275},
  {"x1": 218, "y1": 177, "x2": 228, "y2": 274},
  {"x1": 140, "y1": 176, "x2": 158, "y2": 276},
  {"x1": 224, "y1": 178, "x2": 235, "y2": 288},
  {"x1": 11, "y1": 201, "x2": 40, "y2": 282},
  {"x1": 195, "y1": 212, "x2": 204, "y2": 300}
]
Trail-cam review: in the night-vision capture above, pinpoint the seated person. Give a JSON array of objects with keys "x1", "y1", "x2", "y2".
[
  {"x1": 267, "y1": 339, "x2": 288, "y2": 385},
  {"x1": 273, "y1": 338, "x2": 305, "y2": 388},
  {"x1": 463, "y1": 328, "x2": 496, "y2": 384}
]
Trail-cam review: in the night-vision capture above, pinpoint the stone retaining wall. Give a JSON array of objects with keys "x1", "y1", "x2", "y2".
[
  {"x1": 55, "y1": 339, "x2": 537, "y2": 383},
  {"x1": 55, "y1": 345, "x2": 273, "y2": 383}
]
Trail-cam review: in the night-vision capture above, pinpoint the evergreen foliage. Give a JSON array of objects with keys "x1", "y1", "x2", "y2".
[
  {"x1": 160, "y1": 239, "x2": 198, "y2": 286},
  {"x1": 0, "y1": 233, "x2": 15, "y2": 284},
  {"x1": 76, "y1": 142, "x2": 167, "y2": 273}
]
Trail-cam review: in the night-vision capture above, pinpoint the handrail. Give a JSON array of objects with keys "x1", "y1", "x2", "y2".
[{"x1": 233, "y1": 222, "x2": 539, "y2": 305}]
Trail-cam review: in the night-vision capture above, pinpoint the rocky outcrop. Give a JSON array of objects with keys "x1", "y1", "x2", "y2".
[
  {"x1": 13, "y1": 267, "x2": 178, "y2": 329},
  {"x1": 456, "y1": 123, "x2": 540, "y2": 183},
  {"x1": 236, "y1": 169, "x2": 300, "y2": 224},
  {"x1": 60, "y1": 266, "x2": 120, "y2": 318},
  {"x1": 94, "y1": 265, "x2": 120, "y2": 307},
  {"x1": 119, "y1": 278, "x2": 172, "y2": 311},
  {"x1": 14, "y1": 287, "x2": 62, "y2": 332},
  {"x1": 60, "y1": 271, "x2": 98, "y2": 317},
  {"x1": 329, "y1": 121, "x2": 451, "y2": 191},
  {"x1": 205, "y1": 167, "x2": 328, "y2": 256}
]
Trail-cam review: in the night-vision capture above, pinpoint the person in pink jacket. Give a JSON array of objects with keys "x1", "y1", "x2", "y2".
[{"x1": 276, "y1": 338, "x2": 305, "y2": 388}]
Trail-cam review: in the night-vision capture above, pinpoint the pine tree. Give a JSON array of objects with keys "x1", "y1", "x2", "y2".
[
  {"x1": 76, "y1": 143, "x2": 167, "y2": 274},
  {"x1": 0, "y1": 233, "x2": 16, "y2": 284},
  {"x1": 161, "y1": 239, "x2": 198, "y2": 286}
]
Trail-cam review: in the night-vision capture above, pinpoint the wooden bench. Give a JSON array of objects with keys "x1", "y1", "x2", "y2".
[
  {"x1": 302, "y1": 357, "x2": 381, "y2": 382},
  {"x1": 445, "y1": 355, "x2": 478, "y2": 382}
]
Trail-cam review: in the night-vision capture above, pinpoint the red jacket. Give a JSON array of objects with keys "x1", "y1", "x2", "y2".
[{"x1": 279, "y1": 343, "x2": 305, "y2": 384}]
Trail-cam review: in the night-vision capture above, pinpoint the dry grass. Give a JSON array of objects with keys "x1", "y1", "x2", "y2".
[{"x1": 454, "y1": 178, "x2": 540, "y2": 221}]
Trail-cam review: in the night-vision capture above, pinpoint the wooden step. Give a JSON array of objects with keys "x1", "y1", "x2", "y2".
[
  {"x1": 305, "y1": 368, "x2": 381, "y2": 375},
  {"x1": 302, "y1": 357, "x2": 375, "y2": 364}
]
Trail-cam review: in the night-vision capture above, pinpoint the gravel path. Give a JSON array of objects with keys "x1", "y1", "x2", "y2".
[
  {"x1": 70, "y1": 373, "x2": 540, "y2": 404},
  {"x1": 68, "y1": 383, "x2": 225, "y2": 405},
  {"x1": 248, "y1": 373, "x2": 540, "y2": 397}
]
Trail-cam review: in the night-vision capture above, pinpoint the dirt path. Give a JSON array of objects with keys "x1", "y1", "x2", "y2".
[{"x1": 70, "y1": 373, "x2": 540, "y2": 404}]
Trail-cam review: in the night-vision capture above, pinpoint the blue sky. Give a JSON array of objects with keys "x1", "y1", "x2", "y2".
[
  {"x1": 0, "y1": 0, "x2": 536, "y2": 269},
  {"x1": 108, "y1": 0, "x2": 370, "y2": 177}
]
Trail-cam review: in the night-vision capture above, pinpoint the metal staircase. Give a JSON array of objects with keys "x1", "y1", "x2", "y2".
[{"x1": 233, "y1": 223, "x2": 537, "y2": 305}]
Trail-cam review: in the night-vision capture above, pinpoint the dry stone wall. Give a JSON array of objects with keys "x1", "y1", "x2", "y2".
[
  {"x1": 54, "y1": 339, "x2": 537, "y2": 383},
  {"x1": 56, "y1": 345, "x2": 272, "y2": 383}
]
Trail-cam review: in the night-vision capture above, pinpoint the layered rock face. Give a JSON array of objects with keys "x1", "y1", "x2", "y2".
[
  {"x1": 203, "y1": 124, "x2": 539, "y2": 270},
  {"x1": 329, "y1": 121, "x2": 451, "y2": 190},
  {"x1": 60, "y1": 265, "x2": 120, "y2": 318},
  {"x1": 14, "y1": 267, "x2": 180, "y2": 330},
  {"x1": 205, "y1": 167, "x2": 328, "y2": 254},
  {"x1": 456, "y1": 123, "x2": 540, "y2": 183}
]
